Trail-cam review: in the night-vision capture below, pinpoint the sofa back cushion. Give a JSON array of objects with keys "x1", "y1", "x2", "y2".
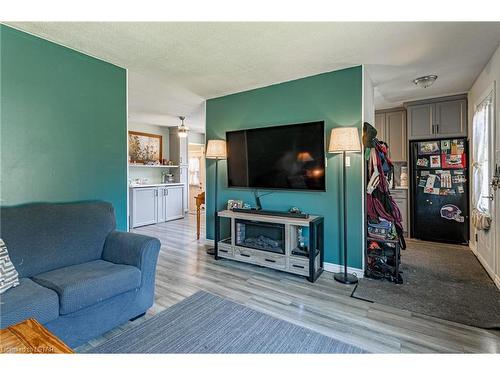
[{"x1": 0, "y1": 202, "x2": 116, "y2": 278}]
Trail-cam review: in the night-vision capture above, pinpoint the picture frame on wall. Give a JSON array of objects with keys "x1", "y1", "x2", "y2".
[
  {"x1": 227, "y1": 200, "x2": 243, "y2": 210},
  {"x1": 128, "y1": 131, "x2": 163, "y2": 164}
]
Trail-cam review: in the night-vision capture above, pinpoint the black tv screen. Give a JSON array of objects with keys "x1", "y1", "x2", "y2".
[{"x1": 226, "y1": 121, "x2": 325, "y2": 191}]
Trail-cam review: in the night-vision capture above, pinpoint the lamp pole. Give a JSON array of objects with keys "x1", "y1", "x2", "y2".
[
  {"x1": 328, "y1": 127, "x2": 360, "y2": 285},
  {"x1": 334, "y1": 150, "x2": 358, "y2": 284},
  {"x1": 205, "y1": 139, "x2": 226, "y2": 257},
  {"x1": 206, "y1": 157, "x2": 219, "y2": 256}
]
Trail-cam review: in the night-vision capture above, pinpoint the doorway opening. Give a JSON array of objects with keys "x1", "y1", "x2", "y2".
[{"x1": 188, "y1": 143, "x2": 206, "y2": 214}]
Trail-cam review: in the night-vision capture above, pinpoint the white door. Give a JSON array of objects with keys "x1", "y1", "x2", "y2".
[
  {"x1": 165, "y1": 186, "x2": 184, "y2": 221},
  {"x1": 472, "y1": 86, "x2": 497, "y2": 281}
]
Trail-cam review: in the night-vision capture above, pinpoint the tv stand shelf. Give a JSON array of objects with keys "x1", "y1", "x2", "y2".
[{"x1": 215, "y1": 210, "x2": 324, "y2": 282}]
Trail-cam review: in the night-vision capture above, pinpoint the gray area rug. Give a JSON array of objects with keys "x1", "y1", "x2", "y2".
[
  {"x1": 86, "y1": 291, "x2": 366, "y2": 353},
  {"x1": 353, "y1": 240, "x2": 500, "y2": 329}
]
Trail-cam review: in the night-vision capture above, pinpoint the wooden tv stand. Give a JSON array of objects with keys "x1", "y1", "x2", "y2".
[{"x1": 215, "y1": 210, "x2": 324, "y2": 282}]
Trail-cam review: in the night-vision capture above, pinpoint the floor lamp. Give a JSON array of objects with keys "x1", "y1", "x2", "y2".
[
  {"x1": 205, "y1": 139, "x2": 227, "y2": 256},
  {"x1": 328, "y1": 127, "x2": 361, "y2": 284}
]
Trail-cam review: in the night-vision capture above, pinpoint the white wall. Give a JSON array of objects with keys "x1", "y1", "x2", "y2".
[
  {"x1": 189, "y1": 132, "x2": 205, "y2": 145},
  {"x1": 363, "y1": 66, "x2": 375, "y2": 126},
  {"x1": 468, "y1": 43, "x2": 500, "y2": 288}
]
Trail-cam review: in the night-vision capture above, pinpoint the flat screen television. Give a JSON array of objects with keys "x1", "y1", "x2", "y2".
[{"x1": 226, "y1": 121, "x2": 325, "y2": 191}]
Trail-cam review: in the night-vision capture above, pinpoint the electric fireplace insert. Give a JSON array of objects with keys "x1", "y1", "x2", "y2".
[{"x1": 235, "y1": 219, "x2": 285, "y2": 254}]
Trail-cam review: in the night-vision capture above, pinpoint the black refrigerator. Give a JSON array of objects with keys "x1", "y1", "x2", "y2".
[{"x1": 410, "y1": 138, "x2": 469, "y2": 244}]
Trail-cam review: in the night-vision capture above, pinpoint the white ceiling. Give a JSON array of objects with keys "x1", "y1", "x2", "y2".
[{"x1": 7, "y1": 22, "x2": 500, "y2": 131}]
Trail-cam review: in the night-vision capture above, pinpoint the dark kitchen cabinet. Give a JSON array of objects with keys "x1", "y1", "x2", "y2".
[{"x1": 405, "y1": 95, "x2": 467, "y2": 140}]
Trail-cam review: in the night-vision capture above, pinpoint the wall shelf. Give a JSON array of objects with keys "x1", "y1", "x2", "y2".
[{"x1": 128, "y1": 164, "x2": 179, "y2": 168}]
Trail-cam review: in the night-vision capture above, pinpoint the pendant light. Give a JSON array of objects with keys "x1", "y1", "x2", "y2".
[
  {"x1": 412, "y1": 75, "x2": 438, "y2": 88},
  {"x1": 178, "y1": 116, "x2": 189, "y2": 138}
]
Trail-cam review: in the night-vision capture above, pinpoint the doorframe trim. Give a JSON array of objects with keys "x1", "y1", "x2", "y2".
[{"x1": 471, "y1": 81, "x2": 497, "y2": 282}]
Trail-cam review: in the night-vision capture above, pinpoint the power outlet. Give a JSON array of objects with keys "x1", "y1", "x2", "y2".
[{"x1": 345, "y1": 156, "x2": 351, "y2": 167}]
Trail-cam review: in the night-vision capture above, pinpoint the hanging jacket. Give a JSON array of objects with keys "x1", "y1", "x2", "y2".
[{"x1": 366, "y1": 140, "x2": 406, "y2": 249}]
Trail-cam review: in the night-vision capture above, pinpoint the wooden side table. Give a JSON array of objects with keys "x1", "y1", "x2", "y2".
[{"x1": 0, "y1": 318, "x2": 73, "y2": 354}]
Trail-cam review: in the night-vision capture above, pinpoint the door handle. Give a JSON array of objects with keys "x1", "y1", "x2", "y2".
[
  {"x1": 482, "y1": 195, "x2": 494, "y2": 201},
  {"x1": 435, "y1": 124, "x2": 439, "y2": 134}
]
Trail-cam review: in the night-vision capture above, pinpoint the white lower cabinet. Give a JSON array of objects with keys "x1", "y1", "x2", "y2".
[
  {"x1": 130, "y1": 185, "x2": 184, "y2": 228},
  {"x1": 391, "y1": 189, "x2": 408, "y2": 233},
  {"x1": 130, "y1": 187, "x2": 158, "y2": 227},
  {"x1": 157, "y1": 187, "x2": 167, "y2": 223},
  {"x1": 164, "y1": 185, "x2": 184, "y2": 221}
]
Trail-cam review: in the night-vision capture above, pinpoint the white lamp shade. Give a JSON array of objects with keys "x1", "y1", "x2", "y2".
[
  {"x1": 206, "y1": 139, "x2": 227, "y2": 159},
  {"x1": 328, "y1": 127, "x2": 361, "y2": 153}
]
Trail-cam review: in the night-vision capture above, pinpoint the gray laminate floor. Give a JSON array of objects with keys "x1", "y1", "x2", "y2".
[{"x1": 76, "y1": 213, "x2": 500, "y2": 353}]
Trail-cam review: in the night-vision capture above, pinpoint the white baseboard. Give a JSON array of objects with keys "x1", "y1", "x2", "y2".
[
  {"x1": 476, "y1": 252, "x2": 496, "y2": 283},
  {"x1": 469, "y1": 240, "x2": 477, "y2": 254},
  {"x1": 493, "y1": 276, "x2": 500, "y2": 289},
  {"x1": 495, "y1": 275, "x2": 500, "y2": 290},
  {"x1": 324, "y1": 262, "x2": 364, "y2": 278}
]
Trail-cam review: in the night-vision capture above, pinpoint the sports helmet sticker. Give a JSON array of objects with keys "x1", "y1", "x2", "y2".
[{"x1": 440, "y1": 204, "x2": 464, "y2": 223}]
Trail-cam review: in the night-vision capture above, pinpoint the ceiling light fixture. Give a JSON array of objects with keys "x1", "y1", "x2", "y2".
[
  {"x1": 412, "y1": 75, "x2": 438, "y2": 89},
  {"x1": 178, "y1": 116, "x2": 189, "y2": 138}
]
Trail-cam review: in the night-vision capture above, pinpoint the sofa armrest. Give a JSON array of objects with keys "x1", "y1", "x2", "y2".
[{"x1": 102, "y1": 231, "x2": 161, "y2": 272}]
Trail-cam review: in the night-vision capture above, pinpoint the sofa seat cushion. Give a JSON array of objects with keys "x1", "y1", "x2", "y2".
[
  {"x1": 32, "y1": 260, "x2": 141, "y2": 315},
  {"x1": 0, "y1": 278, "x2": 59, "y2": 328}
]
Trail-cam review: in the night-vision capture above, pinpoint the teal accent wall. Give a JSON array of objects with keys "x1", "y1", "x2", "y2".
[
  {"x1": 205, "y1": 66, "x2": 363, "y2": 268},
  {"x1": 0, "y1": 26, "x2": 128, "y2": 230}
]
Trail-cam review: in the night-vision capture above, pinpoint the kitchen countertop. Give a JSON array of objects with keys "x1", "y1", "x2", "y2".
[{"x1": 129, "y1": 183, "x2": 183, "y2": 188}]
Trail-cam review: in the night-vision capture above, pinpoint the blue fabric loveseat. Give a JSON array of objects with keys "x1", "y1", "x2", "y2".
[{"x1": 0, "y1": 201, "x2": 161, "y2": 348}]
